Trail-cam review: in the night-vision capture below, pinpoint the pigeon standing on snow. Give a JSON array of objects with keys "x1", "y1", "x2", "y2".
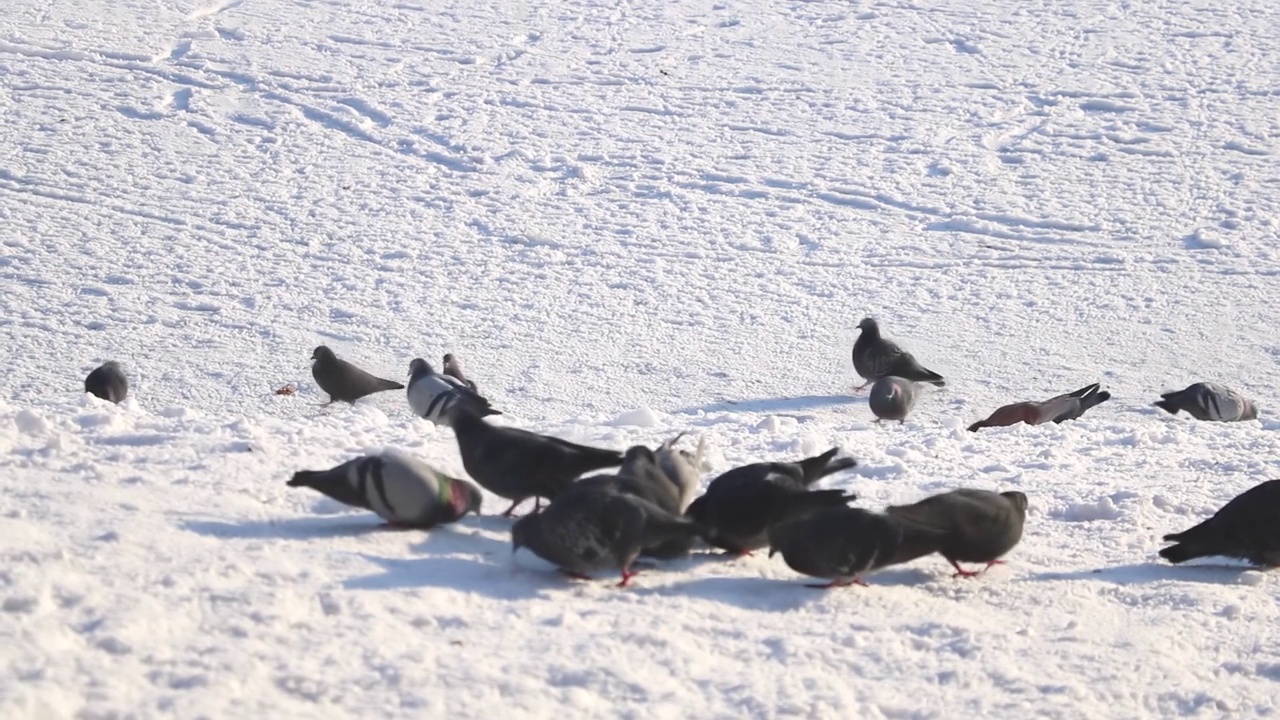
[
  {"x1": 406, "y1": 358, "x2": 500, "y2": 426},
  {"x1": 450, "y1": 406, "x2": 623, "y2": 516},
  {"x1": 84, "y1": 361, "x2": 129, "y2": 403},
  {"x1": 885, "y1": 489, "x2": 1028, "y2": 577},
  {"x1": 287, "y1": 450, "x2": 483, "y2": 528},
  {"x1": 512, "y1": 486, "x2": 704, "y2": 587},
  {"x1": 685, "y1": 448, "x2": 859, "y2": 555},
  {"x1": 1159, "y1": 480, "x2": 1280, "y2": 567},
  {"x1": 310, "y1": 346, "x2": 404, "y2": 404},
  {"x1": 851, "y1": 318, "x2": 945, "y2": 391},
  {"x1": 1154, "y1": 382, "x2": 1258, "y2": 422},
  {"x1": 768, "y1": 506, "x2": 906, "y2": 588},
  {"x1": 442, "y1": 353, "x2": 479, "y2": 392},
  {"x1": 968, "y1": 382, "x2": 1111, "y2": 432},
  {"x1": 869, "y1": 376, "x2": 917, "y2": 424}
]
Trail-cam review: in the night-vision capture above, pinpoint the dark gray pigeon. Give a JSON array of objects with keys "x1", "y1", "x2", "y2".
[
  {"x1": 768, "y1": 506, "x2": 906, "y2": 588},
  {"x1": 685, "y1": 447, "x2": 859, "y2": 556},
  {"x1": 84, "y1": 361, "x2": 128, "y2": 403},
  {"x1": 406, "y1": 358, "x2": 500, "y2": 426},
  {"x1": 885, "y1": 489, "x2": 1028, "y2": 577},
  {"x1": 1155, "y1": 382, "x2": 1258, "y2": 422},
  {"x1": 968, "y1": 382, "x2": 1111, "y2": 431},
  {"x1": 869, "y1": 376, "x2": 917, "y2": 424},
  {"x1": 442, "y1": 353, "x2": 479, "y2": 392},
  {"x1": 288, "y1": 450, "x2": 482, "y2": 529},
  {"x1": 451, "y1": 407, "x2": 623, "y2": 516},
  {"x1": 560, "y1": 466, "x2": 696, "y2": 560},
  {"x1": 310, "y1": 346, "x2": 404, "y2": 404},
  {"x1": 512, "y1": 486, "x2": 704, "y2": 587},
  {"x1": 1159, "y1": 480, "x2": 1280, "y2": 567},
  {"x1": 851, "y1": 318, "x2": 945, "y2": 391}
]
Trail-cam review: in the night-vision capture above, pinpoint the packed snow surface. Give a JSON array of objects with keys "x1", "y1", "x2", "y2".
[{"x1": 3, "y1": 0, "x2": 1280, "y2": 716}]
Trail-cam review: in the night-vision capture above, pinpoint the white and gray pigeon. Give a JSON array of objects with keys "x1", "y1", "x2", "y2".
[
  {"x1": 1159, "y1": 479, "x2": 1280, "y2": 567},
  {"x1": 511, "y1": 486, "x2": 705, "y2": 587},
  {"x1": 768, "y1": 506, "x2": 906, "y2": 588},
  {"x1": 1155, "y1": 382, "x2": 1258, "y2": 422},
  {"x1": 869, "y1": 376, "x2": 917, "y2": 424},
  {"x1": 406, "y1": 358, "x2": 501, "y2": 426},
  {"x1": 685, "y1": 447, "x2": 859, "y2": 556},
  {"x1": 442, "y1": 353, "x2": 478, "y2": 392},
  {"x1": 287, "y1": 450, "x2": 483, "y2": 529},
  {"x1": 851, "y1": 318, "x2": 945, "y2": 391},
  {"x1": 885, "y1": 488, "x2": 1028, "y2": 577},
  {"x1": 84, "y1": 361, "x2": 128, "y2": 404}
]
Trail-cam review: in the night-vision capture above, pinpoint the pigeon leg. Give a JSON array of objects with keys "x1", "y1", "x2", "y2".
[
  {"x1": 984, "y1": 559, "x2": 1006, "y2": 571},
  {"x1": 500, "y1": 498, "x2": 528, "y2": 517},
  {"x1": 853, "y1": 382, "x2": 870, "y2": 393},
  {"x1": 533, "y1": 497, "x2": 542, "y2": 513},
  {"x1": 806, "y1": 577, "x2": 867, "y2": 589},
  {"x1": 559, "y1": 569, "x2": 593, "y2": 581},
  {"x1": 617, "y1": 567, "x2": 637, "y2": 588},
  {"x1": 949, "y1": 559, "x2": 982, "y2": 578}
]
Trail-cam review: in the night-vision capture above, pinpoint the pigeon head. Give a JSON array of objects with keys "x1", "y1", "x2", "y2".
[
  {"x1": 443, "y1": 353, "x2": 459, "y2": 365},
  {"x1": 1001, "y1": 491, "x2": 1029, "y2": 514},
  {"x1": 408, "y1": 358, "x2": 433, "y2": 377},
  {"x1": 856, "y1": 317, "x2": 879, "y2": 335},
  {"x1": 100, "y1": 360, "x2": 122, "y2": 370},
  {"x1": 448, "y1": 478, "x2": 484, "y2": 518},
  {"x1": 1242, "y1": 400, "x2": 1259, "y2": 421},
  {"x1": 311, "y1": 346, "x2": 336, "y2": 363}
]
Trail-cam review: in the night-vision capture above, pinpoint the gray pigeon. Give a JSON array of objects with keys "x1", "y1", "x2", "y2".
[
  {"x1": 869, "y1": 376, "x2": 917, "y2": 423},
  {"x1": 768, "y1": 506, "x2": 906, "y2": 588},
  {"x1": 685, "y1": 448, "x2": 859, "y2": 555},
  {"x1": 885, "y1": 489, "x2": 1028, "y2": 577},
  {"x1": 442, "y1": 353, "x2": 478, "y2": 392},
  {"x1": 851, "y1": 318, "x2": 945, "y2": 391},
  {"x1": 1159, "y1": 480, "x2": 1280, "y2": 567},
  {"x1": 406, "y1": 358, "x2": 500, "y2": 426},
  {"x1": 310, "y1": 346, "x2": 404, "y2": 404},
  {"x1": 511, "y1": 486, "x2": 704, "y2": 587},
  {"x1": 561, "y1": 466, "x2": 696, "y2": 560},
  {"x1": 450, "y1": 406, "x2": 624, "y2": 516},
  {"x1": 287, "y1": 450, "x2": 483, "y2": 528},
  {"x1": 84, "y1": 361, "x2": 128, "y2": 403},
  {"x1": 650, "y1": 433, "x2": 705, "y2": 513},
  {"x1": 968, "y1": 382, "x2": 1111, "y2": 431},
  {"x1": 1155, "y1": 382, "x2": 1258, "y2": 422}
]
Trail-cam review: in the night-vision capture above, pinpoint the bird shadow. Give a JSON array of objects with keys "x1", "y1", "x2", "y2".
[
  {"x1": 180, "y1": 515, "x2": 392, "y2": 540},
  {"x1": 654, "y1": 575, "x2": 823, "y2": 610},
  {"x1": 1025, "y1": 561, "x2": 1261, "y2": 586},
  {"x1": 672, "y1": 394, "x2": 856, "y2": 416},
  {"x1": 343, "y1": 554, "x2": 550, "y2": 600}
]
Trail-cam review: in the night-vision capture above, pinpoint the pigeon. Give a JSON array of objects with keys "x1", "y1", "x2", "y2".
[
  {"x1": 851, "y1": 317, "x2": 945, "y2": 391},
  {"x1": 450, "y1": 406, "x2": 623, "y2": 516},
  {"x1": 560, "y1": 466, "x2": 696, "y2": 560},
  {"x1": 869, "y1": 376, "x2": 917, "y2": 424},
  {"x1": 685, "y1": 447, "x2": 859, "y2": 555},
  {"x1": 1159, "y1": 480, "x2": 1280, "y2": 567},
  {"x1": 511, "y1": 486, "x2": 704, "y2": 587},
  {"x1": 310, "y1": 346, "x2": 404, "y2": 404},
  {"x1": 287, "y1": 450, "x2": 483, "y2": 529},
  {"x1": 968, "y1": 382, "x2": 1112, "y2": 432},
  {"x1": 651, "y1": 433, "x2": 705, "y2": 513},
  {"x1": 884, "y1": 489, "x2": 1028, "y2": 577},
  {"x1": 768, "y1": 506, "x2": 906, "y2": 588},
  {"x1": 1155, "y1": 382, "x2": 1258, "y2": 422},
  {"x1": 613, "y1": 445, "x2": 684, "y2": 515},
  {"x1": 84, "y1": 361, "x2": 128, "y2": 403},
  {"x1": 442, "y1": 353, "x2": 479, "y2": 392},
  {"x1": 406, "y1": 358, "x2": 500, "y2": 426}
]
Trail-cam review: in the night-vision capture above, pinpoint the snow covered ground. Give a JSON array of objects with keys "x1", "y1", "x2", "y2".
[{"x1": 3, "y1": 0, "x2": 1280, "y2": 716}]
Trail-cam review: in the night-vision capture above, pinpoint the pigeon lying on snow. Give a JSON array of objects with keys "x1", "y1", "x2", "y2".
[
  {"x1": 686, "y1": 448, "x2": 859, "y2": 555},
  {"x1": 885, "y1": 489, "x2": 1028, "y2": 577},
  {"x1": 768, "y1": 506, "x2": 907, "y2": 588},
  {"x1": 619, "y1": 433, "x2": 705, "y2": 514},
  {"x1": 406, "y1": 358, "x2": 500, "y2": 426},
  {"x1": 968, "y1": 382, "x2": 1111, "y2": 431},
  {"x1": 288, "y1": 450, "x2": 482, "y2": 528},
  {"x1": 851, "y1": 318, "x2": 945, "y2": 391},
  {"x1": 512, "y1": 486, "x2": 704, "y2": 587},
  {"x1": 1155, "y1": 382, "x2": 1258, "y2": 422},
  {"x1": 442, "y1": 353, "x2": 479, "y2": 392},
  {"x1": 1159, "y1": 480, "x2": 1280, "y2": 567},
  {"x1": 84, "y1": 361, "x2": 129, "y2": 403},
  {"x1": 869, "y1": 376, "x2": 917, "y2": 424},
  {"x1": 451, "y1": 406, "x2": 623, "y2": 516},
  {"x1": 310, "y1": 346, "x2": 404, "y2": 403}
]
